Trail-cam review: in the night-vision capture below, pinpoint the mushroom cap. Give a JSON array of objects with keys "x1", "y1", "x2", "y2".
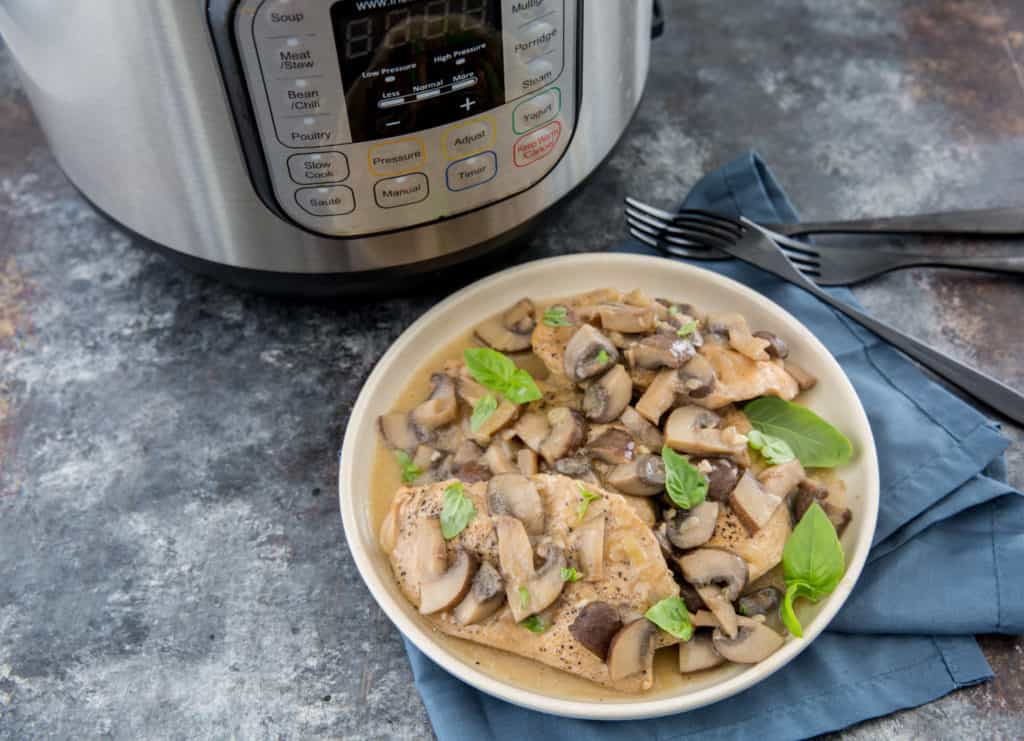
[
  {"x1": 606, "y1": 619, "x2": 658, "y2": 681},
  {"x1": 737, "y1": 587, "x2": 781, "y2": 619},
  {"x1": 569, "y1": 601, "x2": 623, "y2": 660},
  {"x1": 729, "y1": 472, "x2": 783, "y2": 534},
  {"x1": 586, "y1": 427, "x2": 636, "y2": 464},
  {"x1": 508, "y1": 545, "x2": 568, "y2": 622},
  {"x1": 696, "y1": 457, "x2": 742, "y2": 502},
  {"x1": 678, "y1": 631, "x2": 726, "y2": 673},
  {"x1": 379, "y1": 412, "x2": 421, "y2": 452},
  {"x1": 474, "y1": 300, "x2": 536, "y2": 352},
  {"x1": 606, "y1": 454, "x2": 666, "y2": 496},
  {"x1": 664, "y1": 501, "x2": 720, "y2": 550},
  {"x1": 453, "y1": 560, "x2": 506, "y2": 625},
  {"x1": 486, "y1": 473, "x2": 545, "y2": 535},
  {"x1": 753, "y1": 330, "x2": 789, "y2": 359},
  {"x1": 419, "y1": 548, "x2": 478, "y2": 615},
  {"x1": 626, "y1": 333, "x2": 695, "y2": 370},
  {"x1": 538, "y1": 407, "x2": 586, "y2": 465},
  {"x1": 635, "y1": 368, "x2": 679, "y2": 425},
  {"x1": 677, "y1": 548, "x2": 749, "y2": 602},
  {"x1": 583, "y1": 364, "x2": 633, "y2": 423},
  {"x1": 415, "y1": 517, "x2": 448, "y2": 586},
  {"x1": 619, "y1": 406, "x2": 664, "y2": 450},
  {"x1": 677, "y1": 354, "x2": 717, "y2": 399},
  {"x1": 563, "y1": 324, "x2": 619, "y2": 383},
  {"x1": 712, "y1": 616, "x2": 784, "y2": 663},
  {"x1": 597, "y1": 303, "x2": 657, "y2": 333},
  {"x1": 664, "y1": 406, "x2": 746, "y2": 457}
]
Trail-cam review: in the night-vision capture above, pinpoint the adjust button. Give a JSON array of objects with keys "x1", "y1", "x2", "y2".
[
  {"x1": 368, "y1": 137, "x2": 426, "y2": 176},
  {"x1": 374, "y1": 173, "x2": 430, "y2": 209},
  {"x1": 254, "y1": 1, "x2": 317, "y2": 38},
  {"x1": 446, "y1": 151, "x2": 497, "y2": 191},
  {"x1": 444, "y1": 117, "x2": 494, "y2": 160},
  {"x1": 514, "y1": 121, "x2": 562, "y2": 167},
  {"x1": 513, "y1": 88, "x2": 560, "y2": 134},
  {"x1": 295, "y1": 185, "x2": 355, "y2": 217},
  {"x1": 288, "y1": 152, "x2": 349, "y2": 185}
]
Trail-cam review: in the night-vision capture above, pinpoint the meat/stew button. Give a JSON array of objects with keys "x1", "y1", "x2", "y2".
[{"x1": 513, "y1": 121, "x2": 562, "y2": 167}]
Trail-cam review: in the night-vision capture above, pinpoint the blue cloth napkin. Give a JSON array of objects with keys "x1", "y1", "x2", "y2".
[{"x1": 403, "y1": 153, "x2": 1024, "y2": 740}]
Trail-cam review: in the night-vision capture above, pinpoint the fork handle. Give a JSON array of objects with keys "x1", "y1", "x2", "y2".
[
  {"x1": 768, "y1": 207, "x2": 1024, "y2": 237},
  {"x1": 804, "y1": 284, "x2": 1024, "y2": 425}
]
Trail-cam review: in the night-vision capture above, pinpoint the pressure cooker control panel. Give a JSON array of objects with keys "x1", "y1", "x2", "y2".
[{"x1": 234, "y1": 0, "x2": 578, "y2": 238}]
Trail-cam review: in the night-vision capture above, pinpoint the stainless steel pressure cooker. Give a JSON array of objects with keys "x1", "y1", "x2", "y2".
[{"x1": 0, "y1": 1, "x2": 654, "y2": 293}]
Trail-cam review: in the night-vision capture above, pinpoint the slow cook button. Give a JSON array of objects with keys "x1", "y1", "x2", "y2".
[
  {"x1": 254, "y1": 1, "x2": 316, "y2": 37},
  {"x1": 513, "y1": 88, "x2": 560, "y2": 134},
  {"x1": 444, "y1": 117, "x2": 494, "y2": 160},
  {"x1": 287, "y1": 151, "x2": 349, "y2": 185},
  {"x1": 446, "y1": 151, "x2": 497, "y2": 191},
  {"x1": 277, "y1": 115, "x2": 338, "y2": 148},
  {"x1": 514, "y1": 121, "x2": 562, "y2": 167},
  {"x1": 368, "y1": 137, "x2": 426, "y2": 176},
  {"x1": 295, "y1": 185, "x2": 355, "y2": 217},
  {"x1": 374, "y1": 173, "x2": 430, "y2": 209}
]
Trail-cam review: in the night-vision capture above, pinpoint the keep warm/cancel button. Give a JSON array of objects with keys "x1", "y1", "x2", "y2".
[
  {"x1": 514, "y1": 121, "x2": 562, "y2": 167},
  {"x1": 374, "y1": 173, "x2": 430, "y2": 209}
]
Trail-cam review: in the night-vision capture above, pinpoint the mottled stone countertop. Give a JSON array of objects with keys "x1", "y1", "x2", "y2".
[{"x1": 1, "y1": 1, "x2": 1022, "y2": 738}]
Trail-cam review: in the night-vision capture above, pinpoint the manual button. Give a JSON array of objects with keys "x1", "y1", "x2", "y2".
[
  {"x1": 288, "y1": 152, "x2": 349, "y2": 185},
  {"x1": 446, "y1": 152, "x2": 497, "y2": 191},
  {"x1": 295, "y1": 185, "x2": 355, "y2": 217},
  {"x1": 513, "y1": 88, "x2": 561, "y2": 134},
  {"x1": 374, "y1": 173, "x2": 430, "y2": 209}
]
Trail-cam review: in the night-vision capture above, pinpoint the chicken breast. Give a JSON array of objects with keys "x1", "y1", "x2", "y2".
[
  {"x1": 381, "y1": 474, "x2": 678, "y2": 692},
  {"x1": 693, "y1": 343, "x2": 800, "y2": 409}
]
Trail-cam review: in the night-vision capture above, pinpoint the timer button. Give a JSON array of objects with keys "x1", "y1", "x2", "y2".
[
  {"x1": 514, "y1": 121, "x2": 562, "y2": 167},
  {"x1": 374, "y1": 173, "x2": 430, "y2": 209},
  {"x1": 444, "y1": 117, "x2": 495, "y2": 160},
  {"x1": 368, "y1": 137, "x2": 426, "y2": 176},
  {"x1": 295, "y1": 185, "x2": 356, "y2": 217},
  {"x1": 287, "y1": 152, "x2": 349, "y2": 185},
  {"x1": 446, "y1": 151, "x2": 498, "y2": 191},
  {"x1": 513, "y1": 88, "x2": 560, "y2": 134}
]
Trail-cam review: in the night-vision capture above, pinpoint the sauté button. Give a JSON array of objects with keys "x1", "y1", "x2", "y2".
[
  {"x1": 287, "y1": 152, "x2": 349, "y2": 185},
  {"x1": 514, "y1": 121, "x2": 561, "y2": 167},
  {"x1": 446, "y1": 151, "x2": 497, "y2": 191},
  {"x1": 374, "y1": 173, "x2": 430, "y2": 209},
  {"x1": 513, "y1": 88, "x2": 560, "y2": 134},
  {"x1": 444, "y1": 117, "x2": 495, "y2": 160},
  {"x1": 295, "y1": 185, "x2": 355, "y2": 216}
]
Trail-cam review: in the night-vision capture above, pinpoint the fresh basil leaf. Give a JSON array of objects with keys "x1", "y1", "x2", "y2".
[
  {"x1": 440, "y1": 482, "x2": 476, "y2": 540},
  {"x1": 747, "y1": 429, "x2": 796, "y2": 465},
  {"x1": 542, "y1": 305, "x2": 571, "y2": 327},
  {"x1": 470, "y1": 394, "x2": 498, "y2": 433},
  {"x1": 744, "y1": 397, "x2": 853, "y2": 468},
  {"x1": 780, "y1": 503, "x2": 846, "y2": 636},
  {"x1": 661, "y1": 446, "x2": 708, "y2": 510},
  {"x1": 644, "y1": 596, "x2": 694, "y2": 641},
  {"x1": 676, "y1": 320, "x2": 698, "y2": 338},
  {"x1": 560, "y1": 566, "x2": 580, "y2": 583},
  {"x1": 518, "y1": 585, "x2": 530, "y2": 609},
  {"x1": 597, "y1": 349, "x2": 610, "y2": 366},
  {"x1": 394, "y1": 450, "x2": 422, "y2": 484},
  {"x1": 576, "y1": 483, "x2": 601, "y2": 521},
  {"x1": 668, "y1": 304, "x2": 681, "y2": 315},
  {"x1": 521, "y1": 615, "x2": 546, "y2": 633},
  {"x1": 463, "y1": 347, "x2": 542, "y2": 405}
]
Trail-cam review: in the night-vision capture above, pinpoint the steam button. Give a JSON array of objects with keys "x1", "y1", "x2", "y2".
[{"x1": 295, "y1": 185, "x2": 356, "y2": 217}]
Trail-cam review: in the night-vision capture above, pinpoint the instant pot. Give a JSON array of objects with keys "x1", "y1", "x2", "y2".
[{"x1": 0, "y1": 1, "x2": 656, "y2": 294}]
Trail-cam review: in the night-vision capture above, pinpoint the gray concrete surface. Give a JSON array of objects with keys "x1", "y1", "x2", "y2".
[{"x1": 1, "y1": 0, "x2": 1022, "y2": 738}]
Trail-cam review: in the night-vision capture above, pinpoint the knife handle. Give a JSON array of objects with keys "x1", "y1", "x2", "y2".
[{"x1": 768, "y1": 208, "x2": 1024, "y2": 237}]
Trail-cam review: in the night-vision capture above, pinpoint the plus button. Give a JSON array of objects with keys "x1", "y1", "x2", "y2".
[{"x1": 459, "y1": 96, "x2": 476, "y2": 112}]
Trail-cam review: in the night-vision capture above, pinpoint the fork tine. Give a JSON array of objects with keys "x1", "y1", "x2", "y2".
[
  {"x1": 624, "y1": 196, "x2": 678, "y2": 223},
  {"x1": 627, "y1": 226, "x2": 723, "y2": 261},
  {"x1": 625, "y1": 206, "x2": 740, "y2": 244},
  {"x1": 625, "y1": 197, "x2": 745, "y2": 239},
  {"x1": 675, "y1": 208, "x2": 746, "y2": 235},
  {"x1": 627, "y1": 215, "x2": 735, "y2": 252}
]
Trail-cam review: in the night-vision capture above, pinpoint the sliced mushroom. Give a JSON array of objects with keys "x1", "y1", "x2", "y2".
[
  {"x1": 712, "y1": 616, "x2": 784, "y2": 663},
  {"x1": 487, "y1": 474, "x2": 544, "y2": 535},
  {"x1": 678, "y1": 354, "x2": 717, "y2": 400},
  {"x1": 625, "y1": 334, "x2": 696, "y2": 370},
  {"x1": 419, "y1": 548, "x2": 478, "y2": 615},
  {"x1": 583, "y1": 365, "x2": 633, "y2": 423},
  {"x1": 693, "y1": 457, "x2": 742, "y2": 501},
  {"x1": 730, "y1": 472, "x2": 783, "y2": 534},
  {"x1": 509, "y1": 545, "x2": 568, "y2": 622},
  {"x1": 453, "y1": 440, "x2": 484, "y2": 465},
  {"x1": 570, "y1": 601, "x2": 623, "y2": 660},
  {"x1": 538, "y1": 407, "x2": 586, "y2": 465},
  {"x1": 792, "y1": 480, "x2": 852, "y2": 537},
  {"x1": 678, "y1": 549, "x2": 748, "y2": 638},
  {"x1": 495, "y1": 515, "x2": 535, "y2": 584},
  {"x1": 597, "y1": 303, "x2": 657, "y2": 333},
  {"x1": 758, "y1": 459, "x2": 806, "y2": 499},
  {"x1": 706, "y1": 313, "x2": 771, "y2": 361},
  {"x1": 678, "y1": 581, "x2": 706, "y2": 614},
  {"x1": 620, "y1": 406, "x2": 665, "y2": 450},
  {"x1": 753, "y1": 331, "x2": 789, "y2": 360},
  {"x1": 553, "y1": 455, "x2": 594, "y2": 478},
  {"x1": 379, "y1": 412, "x2": 420, "y2": 451},
  {"x1": 412, "y1": 444, "x2": 440, "y2": 473},
  {"x1": 784, "y1": 360, "x2": 818, "y2": 391},
  {"x1": 606, "y1": 454, "x2": 665, "y2": 496},
  {"x1": 607, "y1": 619, "x2": 657, "y2": 681},
  {"x1": 691, "y1": 609, "x2": 720, "y2": 628},
  {"x1": 411, "y1": 373, "x2": 458, "y2": 431},
  {"x1": 474, "y1": 300, "x2": 535, "y2": 352},
  {"x1": 635, "y1": 368, "x2": 679, "y2": 424},
  {"x1": 453, "y1": 561, "x2": 506, "y2": 625},
  {"x1": 484, "y1": 441, "x2": 518, "y2": 475},
  {"x1": 452, "y1": 460, "x2": 492, "y2": 483},
  {"x1": 517, "y1": 448, "x2": 539, "y2": 476},
  {"x1": 575, "y1": 512, "x2": 606, "y2": 581},
  {"x1": 664, "y1": 501, "x2": 720, "y2": 549},
  {"x1": 513, "y1": 412, "x2": 550, "y2": 452},
  {"x1": 737, "y1": 587, "x2": 781, "y2": 618},
  {"x1": 474, "y1": 400, "x2": 521, "y2": 440},
  {"x1": 415, "y1": 517, "x2": 447, "y2": 586},
  {"x1": 678, "y1": 632, "x2": 726, "y2": 673},
  {"x1": 587, "y1": 427, "x2": 636, "y2": 464},
  {"x1": 665, "y1": 406, "x2": 746, "y2": 457},
  {"x1": 563, "y1": 324, "x2": 619, "y2": 382}
]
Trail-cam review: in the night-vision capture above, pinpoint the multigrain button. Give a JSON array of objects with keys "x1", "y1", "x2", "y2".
[
  {"x1": 506, "y1": 0, "x2": 556, "y2": 23},
  {"x1": 513, "y1": 88, "x2": 560, "y2": 133},
  {"x1": 446, "y1": 151, "x2": 497, "y2": 191},
  {"x1": 374, "y1": 173, "x2": 430, "y2": 209},
  {"x1": 368, "y1": 137, "x2": 426, "y2": 176},
  {"x1": 513, "y1": 21, "x2": 558, "y2": 62},
  {"x1": 444, "y1": 117, "x2": 494, "y2": 160},
  {"x1": 277, "y1": 115, "x2": 337, "y2": 148},
  {"x1": 254, "y1": 1, "x2": 316, "y2": 38},
  {"x1": 295, "y1": 185, "x2": 355, "y2": 216},
  {"x1": 514, "y1": 121, "x2": 561, "y2": 167},
  {"x1": 287, "y1": 152, "x2": 349, "y2": 185}
]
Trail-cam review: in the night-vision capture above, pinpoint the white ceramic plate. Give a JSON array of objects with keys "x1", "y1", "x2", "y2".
[{"x1": 339, "y1": 253, "x2": 879, "y2": 720}]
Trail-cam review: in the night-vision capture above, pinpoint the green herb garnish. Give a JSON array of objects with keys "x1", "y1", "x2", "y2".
[
  {"x1": 780, "y1": 503, "x2": 845, "y2": 637},
  {"x1": 644, "y1": 596, "x2": 694, "y2": 641},
  {"x1": 576, "y1": 483, "x2": 601, "y2": 521},
  {"x1": 521, "y1": 615, "x2": 546, "y2": 633},
  {"x1": 470, "y1": 394, "x2": 498, "y2": 433},
  {"x1": 542, "y1": 305, "x2": 571, "y2": 327},
  {"x1": 463, "y1": 347, "x2": 542, "y2": 405},
  {"x1": 744, "y1": 397, "x2": 853, "y2": 468},
  {"x1": 518, "y1": 586, "x2": 531, "y2": 609},
  {"x1": 668, "y1": 305, "x2": 681, "y2": 315},
  {"x1": 747, "y1": 429, "x2": 797, "y2": 465},
  {"x1": 440, "y1": 482, "x2": 476, "y2": 540},
  {"x1": 560, "y1": 567, "x2": 580, "y2": 583},
  {"x1": 662, "y1": 446, "x2": 708, "y2": 510},
  {"x1": 676, "y1": 320, "x2": 698, "y2": 338},
  {"x1": 394, "y1": 450, "x2": 422, "y2": 484},
  {"x1": 597, "y1": 349, "x2": 610, "y2": 365}
]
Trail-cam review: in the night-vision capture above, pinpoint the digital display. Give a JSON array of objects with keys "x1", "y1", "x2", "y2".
[{"x1": 331, "y1": 0, "x2": 505, "y2": 142}]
